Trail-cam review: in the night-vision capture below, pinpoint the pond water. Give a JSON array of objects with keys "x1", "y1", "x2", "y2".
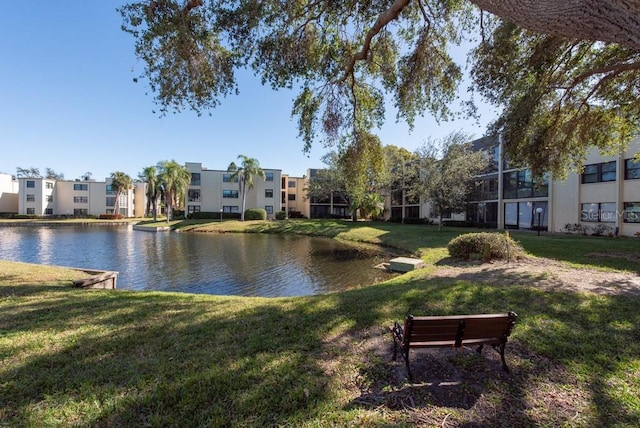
[{"x1": 0, "y1": 224, "x2": 398, "y2": 297}]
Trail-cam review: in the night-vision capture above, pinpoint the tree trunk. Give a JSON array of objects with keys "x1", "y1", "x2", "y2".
[
  {"x1": 240, "y1": 177, "x2": 246, "y2": 221},
  {"x1": 471, "y1": 0, "x2": 640, "y2": 50},
  {"x1": 438, "y1": 212, "x2": 443, "y2": 232},
  {"x1": 152, "y1": 197, "x2": 158, "y2": 222},
  {"x1": 114, "y1": 191, "x2": 121, "y2": 217}
]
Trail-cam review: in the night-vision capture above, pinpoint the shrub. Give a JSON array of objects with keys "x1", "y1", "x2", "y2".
[
  {"x1": 188, "y1": 211, "x2": 241, "y2": 220},
  {"x1": 288, "y1": 211, "x2": 306, "y2": 219},
  {"x1": 590, "y1": 223, "x2": 613, "y2": 236},
  {"x1": 447, "y1": 232, "x2": 525, "y2": 261},
  {"x1": 244, "y1": 208, "x2": 267, "y2": 220},
  {"x1": 275, "y1": 210, "x2": 287, "y2": 220},
  {"x1": 99, "y1": 214, "x2": 122, "y2": 220}
]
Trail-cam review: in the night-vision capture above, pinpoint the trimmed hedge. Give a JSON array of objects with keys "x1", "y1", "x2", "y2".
[
  {"x1": 99, "y1": 214, "x2": 122, "y2": 220},
  {"x1": 447, "y1": 232, "x2": 525, "y2": 261},
  {"x1": 275, "y1": 211, "x2": 287, "y2": 220},
  {"x1": 244, "y1": 208, "x2": 267, "y2": 220},
  {"x1": 188, "y1": 211, "x2": 241, "y2": 220}
]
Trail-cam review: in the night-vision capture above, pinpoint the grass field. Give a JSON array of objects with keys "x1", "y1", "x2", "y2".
[{"x1": 1, "y1": 220, "x2": 639, "y2": 426}]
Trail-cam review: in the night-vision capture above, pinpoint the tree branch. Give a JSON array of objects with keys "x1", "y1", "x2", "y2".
[
  {"x1": 570, "y1": 60, "x2": 640, "y2": 88},
  {"x1": 342, "y1": 0, "x2": 412, "y2": 80}
]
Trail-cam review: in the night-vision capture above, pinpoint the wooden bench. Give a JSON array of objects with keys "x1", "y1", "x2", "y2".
[{"x1": 391, "y1": 312, "x2": 517, "y2": 381}]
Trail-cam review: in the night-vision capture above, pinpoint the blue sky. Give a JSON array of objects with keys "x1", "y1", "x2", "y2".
[{"x1": 0, "y1": 1, "x2": 496, "y2": 181}]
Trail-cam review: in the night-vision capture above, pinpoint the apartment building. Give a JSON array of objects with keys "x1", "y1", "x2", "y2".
[
  {"x1": 280, "y1": 174, "x2": 309, "y2": 217},
  {"x1": 464, "y1": 135, "x2": 639, "y2": 236},
  {"x1": 466, "y1": 135, "x2": 550, "y2": 231},
  {"x1": 17, "y1": 177, "x2": 145, "y2": 218},
  {"x1": 185, "y1": 162, "x2": 282, "y2": 218},
  {"x1": 552, "y1": 142, "x2": 640, "y2": 237},
  {"x1": 0, "y1": 173, "x2": 18, "y2": 213},
  {"x1": 305, "y1": 168, "x2": 353, "y2": 219}
]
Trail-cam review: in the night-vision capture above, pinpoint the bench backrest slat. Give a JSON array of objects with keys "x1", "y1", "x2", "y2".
[
  {"x1": 408, "y1": 320, "x2": 461, "y2": 343},
  {"x1": 402, "y1": 312, "x2": 516, "y2": 349}
]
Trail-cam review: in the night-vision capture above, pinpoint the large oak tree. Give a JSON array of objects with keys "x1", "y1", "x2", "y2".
[{"x1": 120, "y1": 1, "x2": 640, "y2": 177}]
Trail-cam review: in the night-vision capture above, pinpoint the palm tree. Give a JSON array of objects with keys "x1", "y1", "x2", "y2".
[
  {"x1": 227, "y1": 155, "x2": 265, "y2": 221},
  {"x1": 157, "y1": 160, "x2": 191, "y2": 223},
  {"x1": 109, "y1": 171, "x2": 133, "y2": 217},
  {"x1": 138, "y1": 165, "x2": 159, "y2": 220}
]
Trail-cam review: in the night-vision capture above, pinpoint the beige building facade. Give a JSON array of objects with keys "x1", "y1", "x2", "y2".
[
  {"x1": 17, "y1": 177, "x2": 145, "y2": 218},
  {"x1": 185, "y1": 162, "x2": 282, "y2": 218},
  {"x1": 0, "y1": 173, "x2": 19, "y2": 214},
  {"x1": 551, "y1": 140, "x2": 640, "y2": 237}
]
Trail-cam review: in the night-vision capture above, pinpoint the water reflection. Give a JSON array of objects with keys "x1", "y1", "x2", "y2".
[{"x1": 0, "y1": 225, "x2": 397, "y2": 297}]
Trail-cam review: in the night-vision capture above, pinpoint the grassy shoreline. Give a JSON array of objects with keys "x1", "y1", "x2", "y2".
[{"x1": 1, "y1": 220, "x2": 639, "y2": 426}]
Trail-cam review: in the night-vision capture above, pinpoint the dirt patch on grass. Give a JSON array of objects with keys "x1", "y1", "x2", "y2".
[
  {"x1": 432, "y1": 256, "x2": 640, "y2": 296},
  {"x1": 330, "y1": 325, "x2": 591, "y2": 426}
]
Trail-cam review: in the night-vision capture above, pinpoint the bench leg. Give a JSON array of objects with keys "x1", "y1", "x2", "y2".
[
  {"x1": 403, "y1": 351, "x2": 413, "y2": 382},
  {"x1": 493, "y1": 343, "x2": 510, "y2": 373},
  {"x1": 476, "y1": 344, "x2": 484, "y2": 354}
]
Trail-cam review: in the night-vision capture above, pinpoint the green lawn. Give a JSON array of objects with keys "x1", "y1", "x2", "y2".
[{"x1": 1, "y1": 220, "x2": 639, "y2": 426}]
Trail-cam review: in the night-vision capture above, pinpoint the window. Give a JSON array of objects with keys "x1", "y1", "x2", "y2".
[
  {"x1": 265, "y1": 172, "x2": 274, "y2": 181},
  {"x1": 106, "y1": 197, "x2": 116, "y2": 207},
  {"x1": 74, "y1": 196, "x2": 88, "y2": 203},
  {"x1": 624, "y1": 202, "x2": 640, "y2": 223},
  {"x1": 26, "y1": 208, "x2": 35, "y2": 214},
  {"x1": 288, "y1": 180, "x2": 296, "y2": 188},
  {"x1": 265, "y1": 189, "x2": 273, "y2": 198},
  {"x1": 223, "y1": 189, "x2": 238, "y2": 198},
  {"x1": 265, "y1": 205, "x2": 273, "y2": 215},
  {"x1": 26, "y1": 180, "x2": 35, "y2": 188},
  {"x1": 223, "y1": 205, "x2": 239, "y2": 213},
  {"x1": 106, "y1": 184, "x2": 115, "y2": 195},
  {"x1": 187, "y1": 205, "x2": 201, "y2": 214},
  {"x1": 223, "y1": 173, "x2": 237, "y2": 183},
  {"x1": 581, "y1": 202, "x2": 616, "y2": 223},
  {"x1": 26, "y1": 194, "x2": 35, "y2": 202},
  {"x1": 74, "y1": 183, "x2": 89, "y2": 190},
  {"x1": 582, "y1": 161, "x2": 616, "y2": 183},
  {"x1": 188, "y1": 189, "x2": 200, "y2": 202},
  {"x1": 503, "y1": 170, "x2": 548, "y2": 199},
  {"x1": 74, "y1": 209, "x2": 88, "y2": 216},
  {"x1": 46, "y1": 195, "x2": 53, "y2": 202},
  {"x1": 45, "y1": 208, "x2": 53, "y2": 215},
  {"x1": 625, "y1": 158, "x2": 640, "y2": 180},
  {"x1": 190, "y1": 173, "x2": 201, "y2": 186},
  {"x1": 288, "y1": 194, "x2": 296, "y2": 201},
  {"x1": 405, "y1": 206, "x2": 420, "y2": 219},
  {"x1": 45, "y1": 182, "x2": 54, "y2": 189}
]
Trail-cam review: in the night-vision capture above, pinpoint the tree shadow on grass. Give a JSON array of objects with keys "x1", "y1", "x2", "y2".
[
  {"x1": 332, "y1": 273, "x2": 640, "y2": 426},
  {"x1": 0, "y1": 289, "x2": 337, "y2": 426}
]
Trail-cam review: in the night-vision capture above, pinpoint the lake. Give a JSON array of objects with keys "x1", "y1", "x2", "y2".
[{"x1": 0, "y1": 224, "x2": 398, "y2": 297}]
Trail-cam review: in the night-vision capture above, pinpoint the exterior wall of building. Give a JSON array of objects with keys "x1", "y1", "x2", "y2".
[
  {"x1": 281, "y1": 175, "x2": 308, "y2": 217},
  {"x1": 0, "y1": 173, "x2": 19, "y2": 213},
  {"x1": 185, "y1": 162, "x2": 282, "y2": 218},
  {"x1": 133, "y1": 182, "x2": 147, "y2": 217},
  {"x1": 17, "y1": 177, "x2": 139, "y2": 217},
  {"x1": 549, "y1": 175, "x2": 580, "y2": 231},
  {"x1": 551, "y1": 139, "x2": 640, "y2": 237}
]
